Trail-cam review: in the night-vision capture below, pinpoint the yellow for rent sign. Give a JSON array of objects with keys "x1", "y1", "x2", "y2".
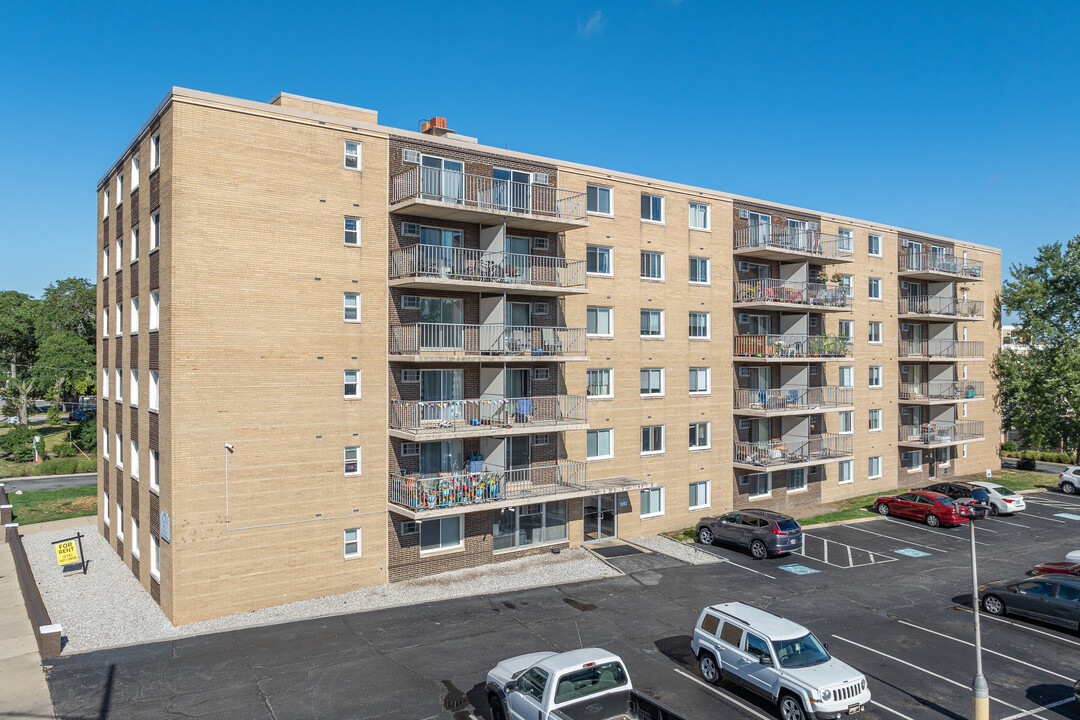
[{"x1": 55, "y1": 540, "x2": 80, "y2": 566}]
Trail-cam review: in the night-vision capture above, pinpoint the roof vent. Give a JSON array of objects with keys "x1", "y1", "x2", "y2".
[{"x1": 420, "y1": 116, "x2": 454, "y2": 137}]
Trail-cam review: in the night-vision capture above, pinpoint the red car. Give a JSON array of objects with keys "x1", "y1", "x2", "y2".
[
  {"x1": 873, "y1": 491, "x2": 969, "y2": 527},
  {"x1": 1032, "y1": 562, "x2": 1080, "y2": 577}
]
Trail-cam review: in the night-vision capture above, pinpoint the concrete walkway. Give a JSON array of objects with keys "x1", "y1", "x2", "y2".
[{"x1": 0, "y1": 541, "x2": 55, "y2": 719}]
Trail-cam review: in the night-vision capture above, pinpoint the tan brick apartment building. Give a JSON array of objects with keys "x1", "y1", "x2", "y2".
[{"x1": 96, "y1": 88, "x2": 1001, "y2": 623}]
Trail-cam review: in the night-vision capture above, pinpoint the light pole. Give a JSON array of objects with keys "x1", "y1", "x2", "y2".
[{"x1": 967, "y1": 502, "x2": 989, "y2": 720}]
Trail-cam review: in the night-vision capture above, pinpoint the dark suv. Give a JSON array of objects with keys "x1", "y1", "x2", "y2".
[
  {"x1": 695, "y1": 510, "x2": 803, "y2": 560},
  {"x1": 923, "y1": 481, "x2": 990, "y2": 506}
]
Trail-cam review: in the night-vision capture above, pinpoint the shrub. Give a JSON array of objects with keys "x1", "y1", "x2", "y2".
[
  {"x1": 1017, "y1": 457, "x2": 1037, "y2": 470},
  {"x1": 1000, "y1": 450, "x2": 1016, "y2": 458},
  {"x1": 76, "y1": 417, "x2": 96, "y2": 453},
  {"x1": 38, "y1": 458, "x2": 79, "y2": 475},
  {"x1": 75, "y1": 458, "x2": 96, "y2": 473},
  {"x1": 53, "y1": 442, "x2": 78, "y2": 457},
  {"x1": 1056, "y1": 452, "x2": 1074, "y2": 464},
  {"x1": 1020, "y1": 450, "x2": 1038, "y2": 460},
  {"x1": 0, "y1": 424, "x2": 34, "y2": 454},
  {"x1": 46, "y1": 403, "x2": 62, "y2": 425},
  {"x1": 1002, "y1": 440, "x2": 1018, "y2": 452}
]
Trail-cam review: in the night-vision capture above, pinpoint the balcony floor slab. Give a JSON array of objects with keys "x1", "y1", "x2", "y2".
[
  {"x1": 389, "y1": 422, "x2": 589, "y2": 442},
  {"x1": 389, "y1": 199, "x2": 588, "y2": 233},
  {"x1": 732, "y1": 405, "x2": 855, "y2": 418},
  {"x1": 388, "y1": 353, "x2": 588, "y2": 364},
  {"x1": 388, "y1": 276, "x2": 588, "y2": 296},
  {"x1": 732, "y1": 453, "x2": 855, "y2": 473}
]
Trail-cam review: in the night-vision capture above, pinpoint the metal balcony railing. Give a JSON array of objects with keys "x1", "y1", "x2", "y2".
[
  {"x1": 734, "y1": 434, "x2": 853, "y2": 467},
  {"x1": 389, "y1": 245, "x2": 587, "y2": 289},
  {"x1": 899, "y1": 381, "x2": 985, "y2": 401},
  {"x1": 733, "y1": 386, "x2": 853, "y2": 411},
  {"x1": 899, "y1": 340, "x2": 985, "y2": 358},
  {"x1": 390, "y1": 323, "x2": 586, "y2": 357},
  {"x1": 734, "y1": 334, "x2": 853, "y2": 359},
  {"x1": 735, "y1": 278, "x2": 852, "y2": 309},
  {"x1": 734, "y1": 224, "x2": 855, "y2": 260},
  {"x1": 390, "y1": 395, "x2": 586, "y2": 434},
  {"x1": 898, "y1": 421, "x2": 985, "y2": 445},
  {"x1": 390, "y1": 166, "x2": 586, "y2": 222},
  {"x1": 899, "y1": 296, "x2": 984, "y2": 318},
  {"x1": 899, "y1": 251, "x2": 984, "y2": 278},
  {"x1": 389, "y1": 462, "x2": 587, "y2": 512}
]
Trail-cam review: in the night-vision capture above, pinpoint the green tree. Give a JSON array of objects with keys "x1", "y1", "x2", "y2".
[
  {"x1": 31, "y1": 330, "x2": 95, "y2": 401},
  {"x1": 0, "y1": 290, "x2": 39, "y2": 386},
  {"x1": 36, "y1": 278, "x2": 96, "y2": 343}
]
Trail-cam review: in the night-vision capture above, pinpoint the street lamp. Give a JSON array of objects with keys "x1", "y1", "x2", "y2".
[{"x1": 963, "y1": 501, "x2": 991, "y2": 720}]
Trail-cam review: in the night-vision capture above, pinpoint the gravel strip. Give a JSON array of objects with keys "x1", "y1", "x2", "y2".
[
  {"x1": 630, "y1": 534, "x2": 722, "y2": 565},
  {"x1": 24, "y1": 526, "x2": 621, "y2": 654}
]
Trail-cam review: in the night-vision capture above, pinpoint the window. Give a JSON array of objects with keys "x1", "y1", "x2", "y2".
[
  {"x1": 962, "y1": 443, "x2": 968, "y2": 459},
  {"x1": 131, "y1": 152, "x2": 140, "y2": 189},
  {"x1": 587, "y1": 429, "x2": 613, "y2": 460},
  {"x1": 103, "y1": 247, "x2": 109, "y2": 277},
  {"x1": 344, "y1": 370, "x2": 361, "y2": 399},
  {"x1": 116, "y1": 240, "x2": 122, "y2": 270},
  {"x1": 130, "y1": 440, "x2": 139, "y2": 477},
  {"x1": 344, "y1": 216, "x2": 360, "y2": 246},
  {"x1": 688, "y1": 312, "x2": 710, "y2": 339},
  {"x1": 640, "y1": 487, "x2": 665, "y2": 517},
  {"x1": 532, "y1": 433, "x2": 550, "y2": 446},
  {"x1": 116, "y1": 503, "x2": 124, "y2": 540},
  {"x1": 116, "y1": 173, "x2": 124, "y2": 202},
  {"x1": 149, "y1": 370, "x2": 159, "y2": 412},
  {"x1": 640, "y1": 251, "x2": 664, "y2": 280},
  {"x1": 115, "y1": 431, "x2": 123, "y2": 467},
  {"x1": 640, "y1": 193, "x2": 664, "y2": 223},
  {"x1": 103, "y1": 189, "x2": 109, "y2": 216},
  {"x1": 868, "y1": 455, "x2": 882, "y2": 479},
  {"x1": 586, "y1": 368, "x2": 613, "y2": 398},
  {"x1": 103, "y1": 490, "x2": 110, "y2": 523},
  {"x1": 150, "y1": 212, "x2": 160, "y2": 250},
  {"x1": 115, "y1": 369, "x2": 122, "y2": 402},
  {"x1": 720, "y1": 622, "x2": 744, "y2": 647},
  {"x1": 868, "y1": 277, "x2": 882, "y2": 300},
  {"x1": 869, "y1": 366, "x2": 883, "y2": 388},
  {"x1": 586, "y1": 184, "x2": 612, "y2": 216},
  {"x1": 103, "y1": 428, "x2": 109, "y2": 459},
  {"x1": 963, "y1": 364, "x2": 968, "y2": 380},
  {"x1": 533, "y1": 367, "x2": 549, "y2": 381},
  {"x1": 962, "y1": 402, "x2": 968, "y2": 418},
  {"x1": 869, "y1": 409, "x2": 882, "y2": 432},
  {"x1": 150, "y1": 533, "x2": 160, "y2": 579},
  {"x1": 838, "y1": 228, "x2": 853, "y2": 252},
  {"x1": 869, "y1": 321, "x2": 883, "y2": 344},
  {"x1": 115, "y1": 303, "x2": 122, "y2": 335},
  {"x1": 838, "y1": 460, "x2": 853, "y2": 485},
  {"x1": 131, "y1": 225, "x2": 139, "y2": 262},
  {"x1": 902, "y1": 450, "x2": 922, "y2": 470},
  {"x1": 345, "y1": 446, "x2": 361, "y2": 476},
  {"x1": 344, "y1": 293, "x2": 361, "y2": 322},
  {"x1": 519, "y1": 668, "x2": 550, "y2": 704},
  {"x1": 130, "y1": 514, "x2": 140, "y2": 558},
  {"x1": 586, "y1": 245, "x2": 612, "y2": 275},
  {"x1": 689, "y1": 257, "x2": 710, "y2": 284},
  {"x1": 150, "y1": 448, "x2": 159, "y2": 491},
  {"x1": 640, "y1": 309, "x2": 664, "y2": 337},
  {"x1": 868, "y1": 234, "x2": 882, "y2": 256},
  {"x1": 839, "y1": 366, "x2": 853, "y2": 388},
  {"x1": 747, "y1": 473, "x2": 771, "y2": 498},
  {"x1": 419, "y1": 516, "x2": 463, "y2": 553},
  {"x1": 130, "y1": 297, "x2": 139, "y2": 334},
  {"x1": 586, "y1": 306, "x2": 613, "y2": 337},
  {"x1": 689, "y1": 480, "x2": 710, "y2": 510},
  {"x1": 149, "y1": 290, "x2": 160, "y2": 330},
  {"x1": 493, "y1": 500, "x2": 568, "y2": 550},
  {"x1": 102, "y1": 368, "x2": 109, "y2": 398},
  {"x1": 839, "y1": 411, "x2": 853, "y2": 434},
  {"x1": 689, "y1": 202, "x2": 710, "y2": 230},
  {"x1": 344, "y1": 140, "x2": 361, "y2": 170},
  {"x1": 689, "y1": 422, "x2": 710, "y2": 450},
  {"x1": 689, "y1": 367, "x2": 711, "y2": 395},
  {"x1": 641, "y1": 425, "x2": 665, "y2": 455},
  {"x1": 344, "y1": 528, "x2": 362, "y2": 558},
  {"x1": 838, "y1": 320, "x2": 852, "y2": 338},
  {"x1": 130, "y1": 370, "x2": 138, "y2": 406},
  {"x1": 150, "y1": 132, "x2": 161, "y2": 170},
  {"x1": 788, "y1": 468, "x2": 807, "y2": 492},
  {"x1": 640, "y1": 368, "x2": 664, "y2": 396},
  {"x1": 102, "y1": 307, "x2": 109, "y2": 337}
]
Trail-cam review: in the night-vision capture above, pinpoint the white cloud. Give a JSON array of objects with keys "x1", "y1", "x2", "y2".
[{"x1": 578, "y1": 10, "x2": 606, "y2": 37}]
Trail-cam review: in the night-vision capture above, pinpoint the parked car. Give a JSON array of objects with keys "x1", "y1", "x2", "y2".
[
  {"x1": 1, "y1": 415, "x2": 18, "y2": 424},
  {"x1": 980, "y1": 575, "x2": 1080, "y2": 630},
  {"x1": 1060, "y1": 467, "x2": 1080, "y2": 495},
  {"x1": 968, "y1": 481, "x2": 1027, "y2": 515},
  {"x1": 874, "y1": 491, "x2": 969, "y2": 527},
  {"x1": 485, "y1": 648, "x2": 690, "y2": 720},
  {"x1": 691, "y1": 602, "x2": 870, "y2": 720},
  {"x1": 1068, "y1": 550, "x2": 1080, "y2": 563},
  {"x1": 695, "y1": 510, "x2": 802, "y2": 560},
  {"x1": 1032, "y1": 562, "x2": 1080, "y2": 577},
  {"x1": 922, "y1": 481, "x2": 992, "y2": 507},
  {"x1": 68, "y1": 406, "x2": 95, "y2": 422}
]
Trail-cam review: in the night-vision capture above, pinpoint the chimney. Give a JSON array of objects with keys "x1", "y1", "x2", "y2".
[{"x1": 420, "y1": 116, "x2": 454, "y2": 137}]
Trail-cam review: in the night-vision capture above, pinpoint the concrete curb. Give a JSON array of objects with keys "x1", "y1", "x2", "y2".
[{"x1": 0, "y1": 472, "x2": 96, "y2": 482}]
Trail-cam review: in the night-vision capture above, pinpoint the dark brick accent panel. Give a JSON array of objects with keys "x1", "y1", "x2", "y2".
[
  {"x1": 129, "y1": 334, "x2": 138, "y2": 366},
  {"x1": 114, "y1": 340, "x2": 122, "y2": 370},
  {"x1": 149, "y1": 493, "x2": 160, "y2": 535},
  {"x1": 131, "y1": 557, "x2": 140, "y2": 580},
  {"x1": 387, "y1": 511, "x2": 494, "y2": 582},
  {"x1": 103, "y1": 523, "x2": 110, "y2": 541},
  {"x1": 130, "y1": 263, "x2": 139, "y2": 296},
  {"x1": 129, "y1": 408, "x2": 139, "y2": 444},
  {"x1": 148, "y1": 332, "x2": 158, "y2": 370},
  {"x1": 116, "y1": 539, "x2": 124, "y2": 558},
  {"x1": 114, "y1": 205, "x2": 123, "y2": 239},
  {"x1": 101, "y1": 279, "x2": 109, "y2": 307},
  {"x1": 150, "y1": 577, "x2": 160, "y2": 603},
  {"x1": 149, "y1": 170, "x2": 160, "y2": 210},
  {"x1": 148, "y1": 412, "x2": 159, "y2": 453},
  {"x1": 149, "y1": 252, "x2": 159, "y2": 291},
  {"x1": 102, "y1": 218, "x2": 109, "y2": 247},
  {"x1": 493, "y1": 540, "x2": 569, "y2": 562}
]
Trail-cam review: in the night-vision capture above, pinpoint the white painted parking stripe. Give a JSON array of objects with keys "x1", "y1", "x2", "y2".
[
  {"x1": 673, "y1": 667, "x2": 775, "y2": 720},
  {"x1": 844, "y1": 524, "x2": 950, "y2": 552},
  {"x1": 895, "y1": 619, "x2": 1075, "y2": 681},
  {"x1": 1011, "y1": 509, "x2": 1067, "y2": 524},
  {"x1": 715, "y1": 557, "x2": 777, "y2": 580},
  {"x1": 871, "y1": 700, "x2": 917, "y2": 720},
  {"x1": 998, "y1": 697, "x2": 1076, "y2": 720},
  {"x1": 831, "y1": 636, "x2": 1051, "y2": 719},
  {"x1": 882, "y1": 517, "x2": 991, "y2": 544},
  {"x1": 984, "y1": 516, "x2": 1032, "y2": 528},
  {"x1": 801, "y1": 533, "x2": 897, "y2": 568},
  {"x1": 954, "y1": 606, "x2": 1080, "y2": 648}
]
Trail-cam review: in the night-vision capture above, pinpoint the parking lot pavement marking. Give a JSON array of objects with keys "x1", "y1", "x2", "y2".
[
  {"x1": 672, "y1": 667, "x2": 775, "y2": 720},
  {"x1": 1013, "y1": 511, "x2": 1067, "y2": 523},
  {"x1": 777, "y1": 564, "x2": 821, "y2": 575},
  {"x1": 830, "y1": 636, "x2": 1053, "y2": 720},
  {"x1": 845, "y1": 524, "x2": 950, "y2": 553},
  {"x1": 892, "y1": 548, "x2": 932, "y2": 557},
  {"x1": 984, "y1": 517, "x2": 1032, "y2": 528},
  {"x1": 800, "y1": 533, "x2": 898, "y2": 568},
  {"x1": 882, "y1": 517, "x2": 991, "y2": 544},
  {"x1": 999, "y1": 697, "x2": 1077, "y2": 720},
  {"x1": 954, "y1": 606, "x2": 1080, "y2": 648},
  {"x1": 895, "y1": 620, "x2": 1075, "y2": 682},
  {"x1": 698, "y1": 548, "x2": 778, "y2": 579},
  {"x1": 1052, "y1": 512, "x2": 1080, "y2": 520},
  {"x1": 870, "y1": 700, "x2": 917, "y2": 720}
]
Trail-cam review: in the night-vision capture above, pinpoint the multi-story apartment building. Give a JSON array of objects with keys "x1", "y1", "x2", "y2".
[{"x1": 96, "y1": 88, "x2": 1002, "y2": 623}]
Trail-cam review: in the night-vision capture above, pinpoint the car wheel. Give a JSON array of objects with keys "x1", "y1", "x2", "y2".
[
  {"x1": 749, "y1": 539, "x2": 769, "y2": 560},
  {"x1": 989, "y1": 504, "x2": 999, "y2": 517},
  {"x1": 982, "y1": 595, "x2": 1006, "y2": 616},
  {"x1": 876, "y1": 502, "x2": 891, "y2": 516},
  {"x1": 925, "y1": 514, "x2": 942, "y2": 527},
  {"x1": 779, "y1": 693, "x2": 807, "y2": 720},
  {"x1": 697, "y1": 527, "x2": 714, "y2": 545},
  {"x1": 1063, "y1": 482, "x2": 1077, "y2": 495},
  {"x1": 698, "y1": 651, "x2": 721, "y2": 685},
  {"x1": 488, "y1": 695, "x2": 507, "y2": 720}
]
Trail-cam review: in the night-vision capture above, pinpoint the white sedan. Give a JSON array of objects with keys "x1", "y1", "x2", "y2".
[{"x1": 969, "y1": 481, "x2": 1026, "y2": 515}]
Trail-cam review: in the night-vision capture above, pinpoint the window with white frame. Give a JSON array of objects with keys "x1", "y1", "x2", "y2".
[
  {"x1": 689, "y1": 202, "x2": 710, "y2": 230},
  {"x1": 103, "y1": 247, "x2": 109, "y2": 277},
  {"x1": 116, "y1": 502, "x2": 124, "y2": 540},
  {"x1": 869, "y1": 408, "x2": 882, "y2": 432},
  {"x1": 150, "y1": 534, "x2": 160, "y2": 578},
  {"x1": 344, "y1": 528, "x2": 362, "y2": 558},
  {"x1": 839, "y1": 366, "x2": 854, "y2": 388},
  {"x1": 130, "y1": 514, "x2": 140, "y2": 558},
  {"x1": 102, "y1": 367, "x2": 109, "y2": 398},
  {"x1": 838, "y1": 319, "x2": 852, "y2": 338},
  {"x1": 788, "y1": 467, "x2": 807, "y2": 492},
  {"x1": 688, "y1": 312, "x2": 710, "y2": 339},
  {"x1": 688, "y1": 480, "x2": 710, "y2": 510},
  {"x1": 640, "y1": 251, "x2": 664, "y2": 280},
  {"x1": 116, "y1": 172, "x2": 124, "y2": 202},
  {"x1": 963, "y1": 364, "x2": 968, "y2": 380},
  {"x1": 115, "y1": 303, "x2": 122, "y2": 335},
  {"x1": 344, "y1": 370, "x2": 361, "y2": 398},
  {"x1": 902, "y1": 450, "x2": 922, "y2": 470},
  {"x1": 641, "y1": 425, "x2": 664, "y2": 455},
  {"x1": 149, "y1": 370, "x2": 159, "y2": 412},
  {"x1": 103, "y1": 428, "x2": 109, "y2": 459},
  {"x1": 344, "y1": 293, "x2": 361, "y2": 322},
  {"x1": 962, "y1": 402, "x2": 968, "y2": 418},
  {"x1": 837, "y1": 228, "x2": 853, "y2": 252},
  {"x1": 420, "y1": 516, "x2": 463, "y2": 553},
  {"x1": 150, "y1": 132, "x2": 161, "y2": 170},
  {"x1": 130, "y1": 369, "x2": 138, "y2": 406},
  {"x1": 344, "y1": 140, "x2": 361, "y2": 170},
  {"x1": 868, "y1": 277, "x2": 882, "y2": 300},
  {"x1": 116, "y1": 239, "x2": 122, "y2": 271},
  {"x1": 344, "y1": 216, "x2": 360, "y2": 246},
  {"x1": 102, "y1": 307, "x2": 109, "y2": 337},
  {"x1": 115, "y1": 431, "x2": 123, "y2": 467},
  {"x1": 586, "y1": 306, "x2": 613, "y2": 337},
  {"x1": 149, "y1": 448, "x2": 159, "y2": 491},
  {"x1": 868, "y1": 234, "x2": 881, "y2": 256},
  {"x1": 150, "y1": 212, "x2": 160, "y2": 250},
  {"x1": 747, "y1": 472, "x2": 771, "y2": 498},
  {"x1": 149, "y1": 290, "x2": 160, "y2": 330},
  {"x1": 586, "y1": 184, "x2": 613, "y2": 216},
  {"x1": 640, "y1": 309, "x2": 664, "y2": 337},
  {"x1": 130, "y1": 440, "x2": 139, "y2": 477},
  {"x1": 640, "y1": 193, "x2": 664, "y2": 223},
  {"x1": 587, "y1": 429, "x2": 613, "y2": 460},
  {"x1": 493, "y1": 500, "x2": 568, "y2": 550},
  {"x1": 868, "y1": 321, "x2": 883, "y2": 344},
  {"x1": 586, "y1": 368, "x2": 613, "y2": 398},
  {"x1": 131, "y1": 225, "x2": 139, "y2": 262},
  {"x1": 869, "y1": 366, "x2": 883, "y2": 388},
  {"x1": 103, "y1": 189, "x2": 110, "y2": 217},
  {"x1": 115, "y1": 369, "x2": 122, "y2": 402},
  {"x1": 962, "y1": 443, "x2": 968, "y2": 459},
  {"x1": 131, "y1": 152, "x2": 140, "y2": 189},
  {"x1": 586, "y1": 245, "x2": 612, "y2": 275},
  {"x1": 130, "y1": 297, "x2": 139, "y2": 334},
  {"x1": 838, "y1": 460, "x2": 854, "y2": 484},
  {"x1": 345, "y1": 446, "x2": 361, "y2": 476},
  {"x1": 839, "y1": 411, "x2": 853, "y2": 434},
  {"x1": 962, "y1": 326, "x2": 968, "y2": 341},
  {"x1": 689, "y1": 256, "x2": 710, "y2": 284},
  {"x1": 103, "y1": 490, "x2": 110, "y2": 524},
  {"x1": 640, "y1": 487, "x2": 664, "y2": 518},
  {"x1": 640, "y1": 367, "x2": 664, "y2": 396},
  {"x1": 689, "y1": 367, "x2": 711, "y2": 395},
  {"x1": 689, "y1": 422, "x2": 710, "y2": 450},
  {"x1": 868, "y1": 455, "x2": 882, "y2": 479}
]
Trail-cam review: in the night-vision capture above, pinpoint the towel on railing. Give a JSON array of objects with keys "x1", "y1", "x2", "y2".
[
  {"x1": 517, "y1": 398, "x2": 532, "y2": 421},
  {"x1": 787, "y1": 389, "x2": 799, "y2": 405}
]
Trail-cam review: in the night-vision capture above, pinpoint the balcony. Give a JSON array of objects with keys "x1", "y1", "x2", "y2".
[
  {"x1": 734, "y1": 278, "x2": 852, "y2": 312},
  {"x1": 390, "y1": 323, "x2": 587, "y2": 362},
  {"x1": 734, "y1": 225, "x2": 855, "y2": 263},
  {"x1": 389, "y1": 246, "x2": 588, "y2": 295},
  {"x1": 389, "y1": 167, "x2": 587, "y2": 232},
  {"x1": 733, "y1": 386, "x2": 854, "y2": 416},
  {"x1": 899, "y1": 339, "x2": 984, "y2": 359},
  {"x1": 899, "y1": 296, "x2": 984, "y2": 320},
  {"x1": 899, "y1": 251, "x2": 984, "y2": 281},
  {"x1": 899, "y1": 381, "x2": 985, "y2": 404},
  {"x1": 734, "y1": 434, "x2": 853, "y2": 470},
  {"x1": 389, "y1": 395, "x2": 588, "y2": 441},
  {"x1": 389, "y1": 462, "x2": 588, "y2": 516},
  {"x1": 898, "y1": 420, "x2": 985, "y2": 447},
  {"x1": 734, "y1": 334, "x2": 853, "y2": 361}
]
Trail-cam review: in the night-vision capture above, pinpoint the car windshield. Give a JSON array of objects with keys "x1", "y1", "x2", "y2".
[
  {"x1": 777, "y1": 519, "x2": 800, "y2": 532},
  {"x1": 553, "y1": 661, "x2": 628, "y2": 705},
  {"x1": 935, "y1": 496, "x2": 956, "y2": 506},
  {"x1": 772, "y1": 633, "x2": 830, "y2": 668}
]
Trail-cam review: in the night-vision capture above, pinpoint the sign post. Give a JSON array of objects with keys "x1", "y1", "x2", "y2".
[{"x1": 52, "y1": 533, "x2": 87, "y2": 575}]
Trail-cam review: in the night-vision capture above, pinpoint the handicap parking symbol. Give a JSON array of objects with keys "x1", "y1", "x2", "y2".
[
  {"x1": 778, "y1": 564, "x2": 820, "y2": 575},
  {"x1": 1053, "y1": 513, "x2": 1080, "y2": 521},
  {"x1": 893, "y1": 548, "x2": 932, "y2": 558}
]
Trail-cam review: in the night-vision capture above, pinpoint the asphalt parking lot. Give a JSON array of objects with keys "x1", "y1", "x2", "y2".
[{"x1": 45, "y1": 490, "x2": 1080, "y2": 720}]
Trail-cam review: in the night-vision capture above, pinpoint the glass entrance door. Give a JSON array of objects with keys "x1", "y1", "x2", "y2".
[
  {"x1": 494, "y1": 168, "x2": 531, "y2": 213},
  {"x1": 419, "y1": 297, "x2": 463, "y2": 350},
  {"x1": 420, "y1": 369, "x2": 464, "y2": 423},
  {"x1": 419, "y1": 226, "x2": 463, "y2": 276},
  {"x1": 421, "y1": 156, "x2": 464, "y2": 203},
  {"x1": 583, "y1": 494, "x2": 616, "y2": 542},
  {"x1": 506, "y1": 235, "x2": 531, "y2": 281}
]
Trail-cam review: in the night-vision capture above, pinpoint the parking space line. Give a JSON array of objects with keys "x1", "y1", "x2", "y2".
[
  {"x1": 673, "y1": 667, "x2": 775, "y2": 720},
  {"x1": 801, "y1": 533, "x2": 898, "y2": 568},
  {"x1": 895, "y1": 620, "x2": 1075, "y2": 681},
  {"x1": 1013, "y1": 511, "x2": 1066, "y2": 524},
  {"x1": 882, "y1": 517, "x2": 990, "y2": 544},
  {"x1": 999, "y1": 697, "x2": 1077, "y2": 720},
  {"x1": 954, "y1": 606, "x2": 1080, "y2": 648},
  {"x1": 844, "y1": 524, "x2": 949, "y2": 553},
  {"x1": 984, "y1": 517, "x2": 1031, "y2": 528},
  {"x1": 713, "y1": 556, "x2": 777, "y2": 580},
  {"x1": 870, "y1": 700, "x2": 917, "y2": 720}
]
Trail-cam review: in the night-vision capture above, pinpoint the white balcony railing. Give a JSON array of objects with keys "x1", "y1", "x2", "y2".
[
  {"x1": 899, "y1": 381, "x2": 985, "y2": 401},
  {"x1": 734, "y1": 223, "x2": 855, "y2": 260},
  {"x1": 390, "y1": 323, "x2": 586, "y2": 357},
  {"x1": 734, "y1": 434, "x2": 853, "y2": 467},
  {"x1": 899, "y1": 296, "x2": 984, "y2": 318},
  {"x1": 390, "y1": 395, "x2": 586, "y2": 434},
  {"x1": 735, "y1": 278, "x2": 852, "y2": 309},
  {"x1": 389, "y1": 245, "x2": 586, "y2": 289},
  {"x1": 734, "y1": 334, "x2": 853, "y2": 359},
  {"x1": 900, "y1": 251, "x2": 984, "y2": 278},
  {"x1": 898, "y1": 421, "x2": 985, "y2": 445},
  {"x1": 390, "y1": 462, "x2": 587, "y2": 512},
  {"x1": 899, "y1": 340, "x2": 984, "y2": 358},
  {"x1": 733, "y1": 386, "x2": 853, "y2": 411}
]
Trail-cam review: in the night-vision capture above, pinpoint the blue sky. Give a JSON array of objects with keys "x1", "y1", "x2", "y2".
[{"x1": 1, "y1": 1, "x2": 1077, "y2": 298}]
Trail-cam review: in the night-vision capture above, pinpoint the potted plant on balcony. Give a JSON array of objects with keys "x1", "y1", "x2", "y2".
[
  {"x1": 830, "y1": 272, "x2": 843, "y2": 284},
  {"x1": 816, "y1": 270, "x2": 829, "y2": 284}
]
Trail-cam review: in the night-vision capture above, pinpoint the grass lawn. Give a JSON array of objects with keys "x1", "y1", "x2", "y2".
[
  {"x1": 957, "y1": 468, "x2": 1060, "y2": 492},
  {"x1": 0, "y1": 420, "x2": 94, "y2": 478},
  {"x1": 8, "y1": 485, "x2": 97, "y2": 525}
]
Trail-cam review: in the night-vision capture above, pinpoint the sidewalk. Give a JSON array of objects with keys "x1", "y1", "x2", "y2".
[{"x1": 0, "y1": 542, "x2": 55, "y2": 719}]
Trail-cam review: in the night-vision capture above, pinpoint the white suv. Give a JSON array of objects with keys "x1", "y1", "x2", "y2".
[
  {"x1": 691, "y1": 602, "x2": 870, "y2": 720},
  {"x1": 1060, "y1": 467, "x2": 1079, "y2": 495}
]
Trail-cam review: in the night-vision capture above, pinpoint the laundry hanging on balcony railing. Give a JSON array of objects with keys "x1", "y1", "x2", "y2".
[{"x1": 419, "y1": 399, "x2": 511, "y2": 408}]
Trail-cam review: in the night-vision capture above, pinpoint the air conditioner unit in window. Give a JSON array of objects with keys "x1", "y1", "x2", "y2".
[
  {"x1": 738, "y1": 313, "x2": 749, "y2": 323},
  {"x1": 532, "y1": 172, "x2": 549, "y2": 186},
  {"x1": 901, "y1": 239, "x2": 909, "y2": 247},
  {"x1": 738, "y1": 367, "x2": 750, "y2": 377},
  {"x1": 809, "y1": 466, "x2": 818, "y2": 475},
  {"x1": 401, "y1": 442, "x2": 419, "y2": 457},
  {"x1": 738, "y1": 419, "x2": 750, "y2": 430},
  {"x1": 901, "y1": 323, "x2": 910, "y2": 331},
  {"x1": 532, "y1": 237, "x2": 549, "y2": 251},
  {"x1": 808, "y1": 221, "x2": 819, "y2": 231},
  {"x1": 737, "y1": 475, "x2": 750, "y2": 485},
  {"x1": 402, "y1": 149, "x2": 421, "y2": 164},
  {"x1": 809, "y1": 316, "x2": 819, "y2": 327},
  {"x1": 809, "y1": 366, "x2": 819, "y2": 375},
  {"x1": 401, "y1": 369, "x2": 420, "y2": 383},
  {"x1": 400, "y1": 520, "x2": 419, "y2": 535},
  {"x1": 533, "y1": 368, "x2": 549, "y2": 381},
  {"x1": 738, "y1": 261, "x2": 751, "y2": 272},
  {"x1": 532, "y1": 302, "x2": 549, "y2": 315},
  {"x1": 738, "y1": 209, "x2": 749, "y2": 219},
  {"x1": 532, "y1": 434, "x2": 550, "y2": 446},
  {"x1": 401, "y1": 222, "x2": 420, "y2": 237},
  {"x1": 401, "y1": 295, "x2": 420, "y2": 309}
]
